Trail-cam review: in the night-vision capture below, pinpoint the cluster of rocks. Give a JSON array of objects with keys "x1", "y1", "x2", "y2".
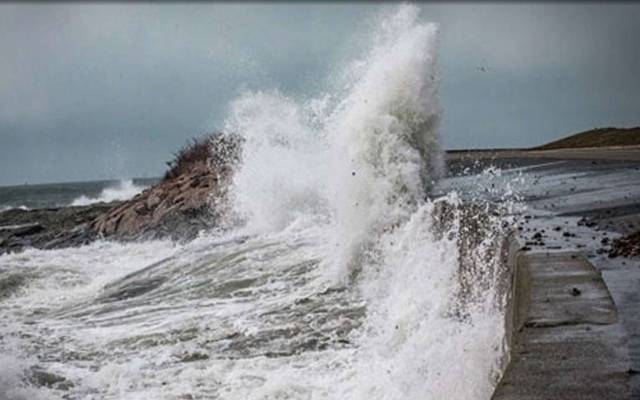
[
  {"x1": 90, "y1": 161, "x2": 221, "y2": 241},
  {"x1": 609, "y1": 231, "x2": 640, "y2": 258},
  {"x1": 27, "y1": 367, "x2": 74, "y2": 391},
  {"x1": 0, "y1": 204, "x2": 114, "y2": 256},
  {"x1": 0, "y1": 133, "x2": 241, "y2": 255},
  {"x1": 575, "y1": 213, "x2": 640, "y2": 258},
  {"x1": 514, "y1": 210, "x2": 640, "y2": 259}
]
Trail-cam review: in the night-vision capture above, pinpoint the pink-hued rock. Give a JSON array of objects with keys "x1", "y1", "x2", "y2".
[{"x1": 91, "y1": 133, "x2": 241, "y2": 240}]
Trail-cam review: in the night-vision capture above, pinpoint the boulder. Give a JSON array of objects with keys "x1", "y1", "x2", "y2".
[
  {"x1": 90, "y1": 133, "x2": 241, "y2": 241},
  {"x1": 0, "y1": 133, "x2": 242, "y2": 254},
  {"x1": 0, "y1": 204, "x2": 115, "y2": 255}
]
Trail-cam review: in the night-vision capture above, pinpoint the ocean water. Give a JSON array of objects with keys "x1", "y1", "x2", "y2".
[
  {"x1": 0, "y1": 6, "x2": 514, "y2": 400},
  {"x1": 0, "y1": 179, "x2": 155, "y2": 211}
]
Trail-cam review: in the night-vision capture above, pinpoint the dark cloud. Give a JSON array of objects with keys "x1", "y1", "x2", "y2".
[{"x1": 1, "y1": 3, "x2": 639, "y2": 185}]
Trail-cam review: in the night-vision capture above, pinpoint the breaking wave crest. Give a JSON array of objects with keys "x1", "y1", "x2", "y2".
[
  {"x1": 0, "y1": 205, "x2": 29, "y2": 213},
  {"x1": 0, "y1": 5, "x2": 511, "y2": 400},
  {"x1": 223, "y1": 4, "x2": 508, "y2": 399},
  {"x1": 226, "y1": 5, "x2": 443, "y2": 280},
  {"x1": 70, "y1": 180, "x2": 146, "y2": 206}
]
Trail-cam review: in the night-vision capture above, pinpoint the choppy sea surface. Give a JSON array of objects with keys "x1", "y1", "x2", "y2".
[
  {"x1": 0, "y1": 5, "x2": 524, "y2": 400},
  {"x1": 0, "y1": 179, "x2": 155, "y2": 211}
]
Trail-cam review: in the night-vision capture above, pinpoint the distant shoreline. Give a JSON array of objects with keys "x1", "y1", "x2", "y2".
[
  {"x1": 446, "y1": 145, "x2": 640, "y2": 161},
  {"x1": 4, "y1": 127, "x2": 639, "y2": 188},
  {"x1": 0, "y1": 177, "x2": 159, "y2": 190},
  {"x1": 447, "y1": 126, "x2": 640, "y2": 161}
]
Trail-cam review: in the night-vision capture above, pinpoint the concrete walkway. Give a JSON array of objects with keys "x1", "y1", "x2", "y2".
[
  {"x1": 444, "y1": 153, "x2": 640, "y2": 398},
  {"x1": 492, "y1": 251, "x2": 633, "y2": 399}
]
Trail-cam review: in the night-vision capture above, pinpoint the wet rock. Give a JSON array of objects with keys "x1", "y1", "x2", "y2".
[
  {"x1": 180, "y1": 352, "x2": 210, "y2": 363},
  {"x1": 27, "y1": 368, "x2": 74, "y2": 390},
  {"x1": 608, "y1": 230, "x2": 640, "y2": 258},
  {"x1": 577, "y1": 217, "x2": 597, "y2": 228},
  {"x1": 0, "y1": 204, "x2": 114, "y2": 255},
  {"x1": 91, "y1": 133, "x2": 241, "y2": 241},
  {"x1": 99, "y1": 276, "x2": 168, "y2": 302},
  {"x1": 294, "y1": 297, "x2": 312, "y2": 305},
  {"x1": 11, "y1": 223, "x2": 45, "y2": 237},
  {"x1": 0, "y1": 273, "x2": 28, "y2": 299},
  {"x1": 1, "y1": 133, "x2": 242, "y2": 253}
]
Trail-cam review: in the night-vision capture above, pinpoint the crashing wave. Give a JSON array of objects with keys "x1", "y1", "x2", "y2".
[{"x1": 70, "y1": 180, "x2": 146, "y2": 206}]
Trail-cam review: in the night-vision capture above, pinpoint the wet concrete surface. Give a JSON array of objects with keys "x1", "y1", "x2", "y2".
[
  {"x1": 447, "y1": 152, "x2": 640, "y2": 399},
  {"x1": 492, "y1": 252, "x2": 630, "y2": 399}
]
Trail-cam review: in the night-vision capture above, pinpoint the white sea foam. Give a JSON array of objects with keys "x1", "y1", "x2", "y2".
[
  {"x1": 0, "y1": 205, "x2": 29, "y2": 213},
  {"x1": 70, "y1": 179, "x2": 146, "y2": 206},
  {"x1": 227, "y1": 5, "x2": 443, "y2": 281},
  {"x1": 224, "y1": 4, "x2": 505, "y2": 399},
  {"x1": 0, "y1": 5, "x2": 510, "y2": 400}
]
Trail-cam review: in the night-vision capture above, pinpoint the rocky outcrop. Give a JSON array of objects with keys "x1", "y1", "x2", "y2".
[
  {"x1": 0, "y1": 203, "x2": 116, "y2": 255},
  {"x1": 0, "y1": 133, "x2": 241, "y2": 255},
  {"x1": 90, "y1": 133, "x2": 241, "y2": 241},
  {"x1": 90, "y1": 162, "x2": 219, "y2": 240}
]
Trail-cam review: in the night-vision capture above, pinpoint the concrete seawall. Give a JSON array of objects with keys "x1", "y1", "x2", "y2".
[{"x1": 492, "y1": 236, "x2": 633, "y2": 399}]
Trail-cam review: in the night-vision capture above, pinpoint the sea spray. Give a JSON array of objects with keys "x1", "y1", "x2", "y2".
[
  {"x1": 226, "y1": 4, "x2": 442, "y2": 283},
  {"x1": 70, "y1": 180, "x2": 146, "y2": 206},
  {"x1": 349, "y1": 193, "x2": 510, "y2": 399},
  {"x1": 224, "y1": 3, "x2": 507, "y2": 399},
  {"x1": 0, "y1": 4, "x2": 511, "y2": 400},
  {"x1": 324, "y1": 4, "x2": 442, "y2": 282},
  {"x1": 224, "y1": 91, "x2": 331, "y2": 234}
]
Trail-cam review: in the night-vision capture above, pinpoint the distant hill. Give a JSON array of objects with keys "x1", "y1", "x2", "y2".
[{"x1": 535, "y1": 127, "x2": 640, "y2": 150}]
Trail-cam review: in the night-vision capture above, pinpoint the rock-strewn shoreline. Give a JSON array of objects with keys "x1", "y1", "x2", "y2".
[
  {"x1": 0, "y1": 133, "x2": 241, "y2": 256},
  {"x1": 0, "y1": 203, "x2": 116, "y2": 255},
  {"x1": 4, "y1": 134, "x2": 640, "y2": 256}
]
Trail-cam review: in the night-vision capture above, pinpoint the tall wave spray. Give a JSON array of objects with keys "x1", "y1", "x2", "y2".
[
  {"x1": 0, "y1": 5, "x2": 509, "y2": 400},
  {"x1": 225, "y1": 4, "x2": 505, "y2": 399},
  {"x1": 226, "y1": 5, "x2": 442, "y2": 279}
]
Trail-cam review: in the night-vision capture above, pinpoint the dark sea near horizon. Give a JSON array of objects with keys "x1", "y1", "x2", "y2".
[
  {"x1": 0, "y1": 178, "x2": 158, "y2": 210},
  {"x1": 0, "y1": 6, "x2": 515, "y2": 399}
]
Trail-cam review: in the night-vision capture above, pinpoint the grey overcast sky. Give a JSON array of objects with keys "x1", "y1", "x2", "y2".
[{"x1": 1, "y1": 2, "x2": 639, "y2": 185}]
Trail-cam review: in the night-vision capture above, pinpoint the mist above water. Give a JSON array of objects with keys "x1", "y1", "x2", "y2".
[
  {"x1": 222, "y1": 5, "x2": 506, "y2": 398},
  {"x1": 226, "y1": 5, "x2": 443, "y2": 281},
  {"x1": 0, "y1": 5, "x2": 509, "y2": 400},
  {"x1": 70, "y1": 180, "x2": 146, "y2": 206}
]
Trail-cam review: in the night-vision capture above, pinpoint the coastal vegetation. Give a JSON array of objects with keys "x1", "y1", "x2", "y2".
[{"x1": 535, "y1": 127, "x2": 640, "y2": 150}]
